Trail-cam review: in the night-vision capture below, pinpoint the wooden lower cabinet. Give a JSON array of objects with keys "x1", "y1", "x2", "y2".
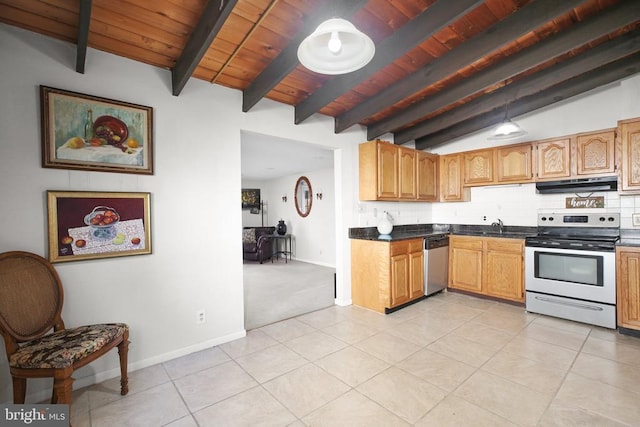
[
  {"x1": 616, "y1": 246, "x2": 640, "y2": 331},
  {"x1": 352, "y1": 238, "x2": 424, "y2": 313},
  {"x1": 449, "y1": 235, "x2": 524, "y2": 303}
]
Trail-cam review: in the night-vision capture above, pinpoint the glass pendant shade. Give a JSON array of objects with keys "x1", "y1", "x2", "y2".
[
  {"x1": 297, "y1": 18, "x2": 375, "y2": 75},
  {"x1": 488, "y1": 118, "x2": 527, "y2": 140}
]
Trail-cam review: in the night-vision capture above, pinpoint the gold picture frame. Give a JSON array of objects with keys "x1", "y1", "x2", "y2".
[
  {"x1": 40, "y1": 86, "x2": 154, "y2": 174},
  {"x1": 47, "y1": 191, "x2": 152, "y2": 263}
]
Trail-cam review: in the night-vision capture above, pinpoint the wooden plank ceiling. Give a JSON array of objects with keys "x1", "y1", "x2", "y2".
[{"x1": 1, "y1": 0, "x2": 639, "y2": 149}]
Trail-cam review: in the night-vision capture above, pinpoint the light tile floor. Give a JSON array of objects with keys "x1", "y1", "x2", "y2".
[{"x1": 69, "y1": 291, "x2": 640, "y2": 426}]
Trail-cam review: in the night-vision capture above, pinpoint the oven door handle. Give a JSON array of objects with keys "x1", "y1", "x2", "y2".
[{"x1": 534, "y1": 296, "x2": 603, "y2": 311}]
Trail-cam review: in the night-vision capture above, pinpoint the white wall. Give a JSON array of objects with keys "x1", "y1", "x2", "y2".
[{"x1": 0, "y1": 24, "x2": 365, "y2": 403}]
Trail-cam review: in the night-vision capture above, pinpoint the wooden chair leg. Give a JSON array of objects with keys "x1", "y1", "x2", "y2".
[
  {"x1": 12, "y1": 376, "x2": 26, "y2": 404},
  {"x1": 52, "y1": 368, "x2": 74, "y2": 405},
  {"x1": 118, "y1": 333, "x2": 130, "y2": 396}
]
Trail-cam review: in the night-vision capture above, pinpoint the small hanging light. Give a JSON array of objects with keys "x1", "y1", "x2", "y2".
[
  {"x1": 488, "y1": 94, "x2": 526, "y2": 140},
  {"x1": 297, "y1": 18, "x2": 375, "y2": 75}
]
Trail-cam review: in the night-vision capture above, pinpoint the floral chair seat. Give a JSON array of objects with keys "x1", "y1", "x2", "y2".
[{"x1": 10, "y1": 323, "x2": 129, "y2": 369}]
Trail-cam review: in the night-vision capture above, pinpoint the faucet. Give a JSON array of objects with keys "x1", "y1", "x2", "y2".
[{"x1": 491, "y1": 218, "x2": 504, "y2": 234}]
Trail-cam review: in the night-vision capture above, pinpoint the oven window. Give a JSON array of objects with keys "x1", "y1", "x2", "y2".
[{"x1": 534, "y1": 251, "x2": 603, "y2": 286}]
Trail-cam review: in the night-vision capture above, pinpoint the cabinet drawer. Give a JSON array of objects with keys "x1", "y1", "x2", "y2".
[
  {"x1": 390, "y1": 239, "x2": 423, "y2": 256},
  {"x1": 485, "y1": 238, "x2": 524, "y2": 253},
  {"x1": 450, "y1": 235, "x2": 483, "y2": 250}
]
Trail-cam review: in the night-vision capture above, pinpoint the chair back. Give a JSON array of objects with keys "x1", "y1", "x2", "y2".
[{"x1": 0, "y1": 252, "x2": 64, "y2": 344}]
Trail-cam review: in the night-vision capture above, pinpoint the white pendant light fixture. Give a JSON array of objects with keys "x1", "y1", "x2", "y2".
[
  {"x1": 488, "y1": 100, "x2": 527, "y2": 140},
  {"x1": 297, "y1": 18, "x2": 375, "y2": 75}
]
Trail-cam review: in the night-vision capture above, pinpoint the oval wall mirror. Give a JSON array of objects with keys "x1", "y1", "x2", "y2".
[{"x1": 294, "y1": 176, "x2": 312, "y2": 217}]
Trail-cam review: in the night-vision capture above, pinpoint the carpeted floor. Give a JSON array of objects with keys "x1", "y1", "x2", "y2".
[{"x1": 243, "y1": 259, "x2": 336, "y2": 330}]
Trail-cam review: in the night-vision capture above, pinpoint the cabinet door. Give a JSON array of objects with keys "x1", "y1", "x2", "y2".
[
  {"x1": 398, "y1": 146, "x2": 417, "y2": 199},
  {"x1": 440, "y1": 154, "x2": 470, "y2": 202},
  {"x1": 448, "y1": 236, "x2": 483, "y2": 292},
  {"x1": 484, "y1": 239, "x2": 524, "y2": 302},
  {"x1": 416, "y1": 151, "x2": 439, "y2": 201},
  {"x1": 377, "y1": 142, "x2": 399, "y2": 198},
  {"x1": 536, "y1": 138, "x2": 571, "y2": 180},
  {"x1": 464, "y1": 149, "x2": 494, "y2": 186},
  {"x1": 617, "y1": 247, "x2": 640, "y2": 330},
  {"x1": 497, "y1": 144, "x2": 533, "y2": 183},
  {"x1": 409, "y1": 249, "x2": 424, "y2": 299},
  {"x1": 620, "y1": 119, "x2": 640, "y2": 193},
  {"x1": 390, "y1": 253, "x2": 410, "y2": 307},
  {"x1": 576, "y1": 130, "x2": 615, "y2": 176}
]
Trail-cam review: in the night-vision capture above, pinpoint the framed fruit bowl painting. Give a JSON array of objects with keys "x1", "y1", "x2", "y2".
[
  {"x1": 47, "y1": 191, "x2": 152, "y2": 263},
  {"x1": 40, "y1": 86, "x2": 154, "y2": 174}
]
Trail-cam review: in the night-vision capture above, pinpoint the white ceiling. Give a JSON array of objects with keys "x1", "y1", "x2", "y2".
[{"x1": 240, "y1": 131, "x2": 334, "y2": 181}]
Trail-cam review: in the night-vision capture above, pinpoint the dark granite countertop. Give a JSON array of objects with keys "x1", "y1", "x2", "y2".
[
  {"x1": 617, "y1": 229, "x2": 640, "y2": 247},
  {"x1": 349, "y1": 224, "x2": 537, "y2": 242}
]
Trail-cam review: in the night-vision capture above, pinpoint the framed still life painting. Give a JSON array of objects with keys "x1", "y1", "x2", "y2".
[
  {"x1": 47, "y1": 191, "x2": 152, "y2": 263},
  {"x1": 40, "y1": 86, "x2": 154, "y2": 174}
]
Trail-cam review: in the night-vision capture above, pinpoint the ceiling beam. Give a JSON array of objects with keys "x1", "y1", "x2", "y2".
[
  {"x1": 75, "y1": 0, "x2": 92, "y2": 74},
  {"x1": 395, "y1": 30, "x2": 640, "y2": 145},
  {"x1": 367, "y1": 0, "x2": 640, "y2": 140},
  {"x1": 414, "y1": 53, "x2": 640, "y2": 150},
  {"x1": 171, "y1": 0, "x2": 237, "y2": 96},
  {"x1": 293, "y1": 0, "x2": 485, "y2": 125},
  {"x1": 242, "y1": 0, "x2": 368, "y2": 113},
  {"x1": 334, "y1": 0, "x2": 589, "y2": 133}
]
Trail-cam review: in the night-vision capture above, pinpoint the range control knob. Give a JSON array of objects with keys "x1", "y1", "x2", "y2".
[
  {"x1": 599, "y1": 217, "x2": 606, "y2": 222},
  {"x1": 541, "y1": 217, "x2": 547, "y2": 221},
  {"x1": 608, "y1": 217, "x2": 615, "y2": 221},
  {"x1": 548, "y1": 216, "x2": 554, "y2": 222}
]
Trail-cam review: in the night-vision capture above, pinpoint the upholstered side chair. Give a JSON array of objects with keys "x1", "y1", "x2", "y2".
[{"x1": 0, "y1": 251, "x2": 129, "y2": 405}]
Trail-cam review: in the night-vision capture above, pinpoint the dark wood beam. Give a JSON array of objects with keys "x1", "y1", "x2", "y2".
[
  {"x1": 414, "y1": 53, "x2": 640, "y2": 150},
  {"x1": 367, "y1": 0, "x2": 640, "y2": 140},
  {"x1": 294, "y1": 0, "x2": 485, "y2": 124},
  {"x1": 171, "y1": 0, "x2": 237, "y2": 96},
  {"x1": 75, "y1": 0, "x2": 92, "y2": 74},
  {"x1": 395, "y1": 30, "x2": 640, "y2": 145},
  {"x1": 242, "y1": 0, "x2": 368, "y2": 113},
  {"x1": 335, "y1": 0, "x2": 589, "y2": 133}
]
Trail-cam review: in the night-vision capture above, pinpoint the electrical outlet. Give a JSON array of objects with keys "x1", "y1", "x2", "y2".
[
  {"x1": 196, "y1": 309, "x2": 206, "y2": 324},
  {"x1": 482, "y1": 215, "x2": 487, "y2": 221}
]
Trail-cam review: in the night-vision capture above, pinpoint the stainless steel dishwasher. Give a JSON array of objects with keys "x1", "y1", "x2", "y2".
[{"x1": 424, "y1": 235, "x2": 449, "y2": 296}]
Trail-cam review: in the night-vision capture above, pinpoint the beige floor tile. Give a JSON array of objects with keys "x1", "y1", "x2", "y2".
[
  {"x1": 572, "y1": 352, "x2": 640, "y2": 394},
  {"x1": 501, "y1": 335, "x2": 578, "y2": 371},
  {"x1": 219, "y1": 329, "x2": 279, "y2": 359},
  {"x1": 165, "y1": 415, "x2": 199, "y2": 427},
  {"x1": 445, "y1": 294, "x2": 498, "y2": 311},
  {"x1": 353, "y1": 332, "x2": 422, "y2": 364},
  {"x1": 314, "y1": 346, "x2": 390, "y2": 387},
  {"x1": 590, "y1": 327, "x2": 640, "y2": 347},
  {"x1": 348, "y1": 306, "x2": 408, "y2": 330},
  {"x1": 482, "y1": 350, "x2": 567, "y2": 394},
  {"x1": 530, "y1": 315, "x2": 592, "y2": 335},
  {"x1": 259, "y1": 318, "x2": 317, "y2": 342},
  {"x1": 518, "y1": 323, "x2": 588, "y2": 351},
  {"x1": 284, "y1": 330, "x2": 348, "y2": 360},
  {"x1": 453, "y1": 371, "x2": 553, "y2": 427},
  {"x1": 425, "y1": 301, "x2": 485, "y2": 322},
  {"x1": 473, "y1": 310, "x2": 533, "y2": 333},
  {"x1": 554, "y1": 372, "x2": 640, "y2": 425},
  {"x1": 295, "y1": 306, "x2": 349, "y2": 329},
  {"x1": 357, "y1": 367, "x2": 445, "y2": 424},
  {"x1": 173, "y1": 361, "x2": 258, "y2": 412},
  {"x1": 426, "y1": 334, "x2": 497, "y2": 367},
  {"x1": 90, "y1": 382, "x2": 189, "y2": 427},
  {"x1": 415, "y1": 395, "x2": 518, "y2": 427},
  {"x1": 263, "y1": 364, "x2": 350, "y2": 418},
  {"x1": 538, "y1": 403, "x2": 629, "y2": 427},
  {"x1": 193, "y1": 386, "x2": 296, "y2": 427},
  {"x1": 163, "y1": 346, "x2": 231, "y2": 379},
  {"x1": 581, "y1": 335, "x2": 640, "y2": 367},
  {"x1": 234, "y1": 344, "x2": 307, "y2": 383},
  {"x1": 396, "y1": 348, "x2": 476, "y2": 392},
  {"x1": 321, "y1": 319, "x2": 379, "y2": 344},
  {"x1": 88, "y1": 363, "x2": 170, "y2": 410},
  {"x1": 302, "y1": 389, "x2": 409, "y2": 427},
  {"x1": 69, "y1": 408, "x2": 91, "y2": 427},
  {"x1": 402, "y1": 309, "x2": 468, "y2": 333},
  {"x1": 450, "y1": 321, "x2": 515, "y2": 350},
  {"x1": 384, "y1": 318, "x2": 452, "y2": 346}
]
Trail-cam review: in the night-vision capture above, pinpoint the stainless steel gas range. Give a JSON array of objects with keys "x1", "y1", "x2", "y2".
[{"x1": 524, "y1": 212, "x2": 620, "y2": 329}]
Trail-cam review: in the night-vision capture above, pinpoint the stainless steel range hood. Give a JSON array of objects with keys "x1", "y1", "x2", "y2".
[{"x1": 536, "y1": 176, "x2": 618, "y2": 194}]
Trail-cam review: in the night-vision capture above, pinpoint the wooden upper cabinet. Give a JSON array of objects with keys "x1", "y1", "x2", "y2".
[
  {"x1": 440, "y1": 154, "x2": 470, "y2": 202},
  {"x1": 464, "y1": 149, "x2": 494, "y2": 186},
  {"x1": 359, "y1": 140, "x2": 398, "y2": 200},
  {"x1": 575, "y1": 129, "x2": 616, "y2": 176},
  {"x1": 536, "y1": 138, "x2": 572, "y2": 180},
  {"x1": 496, "y1": 143, "x2": 533, "y2": 183},
  {"x1": 416, "y1": 151, "x2": 439, "y2": 201},
  {"x1": 620, "y1": 118, "x2": 640, "y2": 193},
  {"x1": 377, "y1": 142, "x2": 400, "y2": 198},
  {"x1": 398, "y1": 146, "x2": 417, "y2": 199}
]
